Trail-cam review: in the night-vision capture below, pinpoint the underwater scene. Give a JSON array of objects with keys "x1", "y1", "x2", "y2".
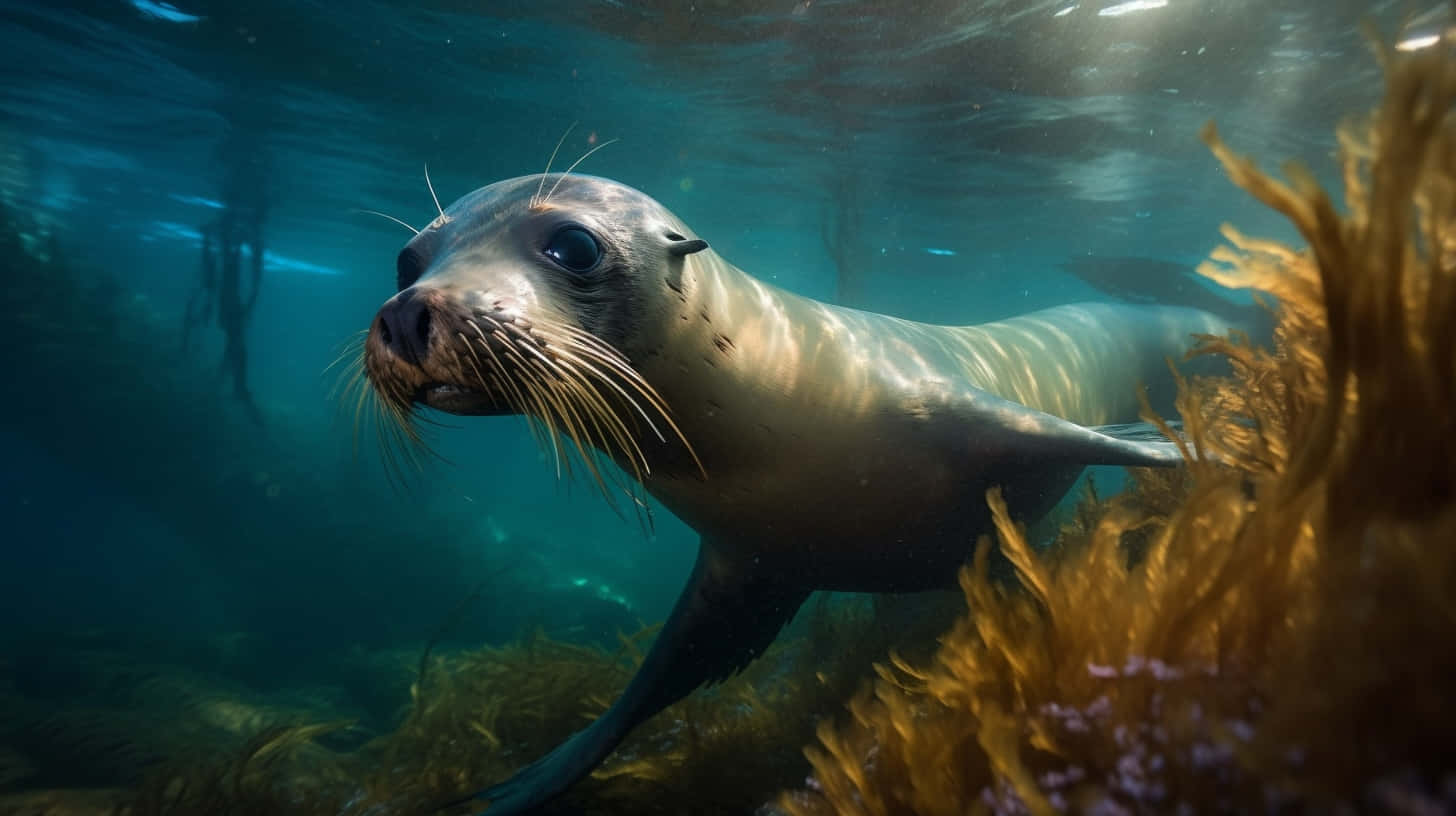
[{"x1": 3, "y1": 0, "x2": 1455, "y2": 813}]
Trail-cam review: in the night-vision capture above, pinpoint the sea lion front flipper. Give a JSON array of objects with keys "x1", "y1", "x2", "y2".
[{"x1": 472, "y1": 544, "x2": 808, "y2": 815}]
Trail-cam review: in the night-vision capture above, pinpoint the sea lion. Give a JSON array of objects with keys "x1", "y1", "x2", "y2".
[{"x1": 358, "y1": 173, "x2": 1240, "y2": 813}]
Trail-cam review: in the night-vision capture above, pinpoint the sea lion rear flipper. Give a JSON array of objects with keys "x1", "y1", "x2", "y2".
[
  {"x1": 1088, "y1": 420, "x2": 1184, "y2": 443},
  {"x1": 471, "y1": 545, "x2": 808, "y2": 815},
  {"x1": 963, "y1": 388, "x2": 1187, "y2": 468}
]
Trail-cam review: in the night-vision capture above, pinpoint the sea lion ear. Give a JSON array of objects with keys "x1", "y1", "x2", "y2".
[{"x1": 664, "y1": 231, "x2": 708, "y2": 256}]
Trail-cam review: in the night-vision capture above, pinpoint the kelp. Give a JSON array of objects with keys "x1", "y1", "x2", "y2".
[
  {"x1": 94, "y1": 593, "x2": 951, "y2": 816},
  {"x1": 353, "y1": 596, "x2": 952, "y2": 815},
  {"x1": 777, "y1": 30, "x2": 1456, "y2": 816},
  {"x1": 128, "y1": 722, "x2": 358, "y2": 816}
]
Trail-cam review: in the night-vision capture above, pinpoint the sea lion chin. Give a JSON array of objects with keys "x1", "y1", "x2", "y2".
[{"x1": 358, "y1": 171, "x2": 1249, "y2": 815}]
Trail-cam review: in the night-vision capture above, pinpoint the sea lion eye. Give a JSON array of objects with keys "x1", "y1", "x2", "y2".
[{"x1": 543, "y1": 227, "x2": 601, "y2": 273}]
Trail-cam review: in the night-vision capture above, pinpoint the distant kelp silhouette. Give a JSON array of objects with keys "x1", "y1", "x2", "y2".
[
  {"x1": 0, "y1": 195, "x2": 531, "y2": 652},
  {"x1": 777, "y1": 30, "x2": 1456, "y2": 816}
]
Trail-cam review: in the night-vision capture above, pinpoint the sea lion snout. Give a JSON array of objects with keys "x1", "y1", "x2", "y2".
[
  {"x1": 365, "y1": 283, "x2": 498, "y2": 414},
  {"x1": 374, "y1": 286, "x2": 435, "y2": 366},
  {"x1": 364, "y1": 274, "x2": 553, "y2": 417}
]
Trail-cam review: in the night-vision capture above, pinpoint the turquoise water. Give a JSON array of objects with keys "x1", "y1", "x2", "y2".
[{"x1": 0, "y1": 0, "x2": 1420, "y2": 807}]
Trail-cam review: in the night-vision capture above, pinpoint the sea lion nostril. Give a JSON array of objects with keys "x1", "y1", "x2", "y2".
[{"x1": 376, "y1": 288, "x2": 433, "y2": 364}]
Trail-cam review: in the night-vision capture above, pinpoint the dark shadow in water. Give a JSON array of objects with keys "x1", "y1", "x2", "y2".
[{"x1": 182, "y1": 87, "x2": 275, "y2": 425}]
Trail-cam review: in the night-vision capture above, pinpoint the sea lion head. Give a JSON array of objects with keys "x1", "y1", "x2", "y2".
[{"x1": 355, "y1": 173, "x2": 708, "y2": 486}]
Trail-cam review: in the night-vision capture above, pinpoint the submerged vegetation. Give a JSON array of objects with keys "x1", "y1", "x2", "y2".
[
  {"x1": 59, "y1": 597, "x2": 946, "y2": 816},
  {"x1": 777, "y1": 33, "x2": 1456, "y2": 816},
  {"x1": 4, "y1": 23, "x2": 1456, "y2": 816}
]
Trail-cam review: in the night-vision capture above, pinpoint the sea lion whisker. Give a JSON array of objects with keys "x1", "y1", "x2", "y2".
[
  {"x1": 323, "y1": 331, "x2": 368, "y2": 374},
  {"x1": 552, "y1": 355, "x2": 652, "y2": 481},
  {"x1": 513, "y1": 363, "x2": 568, "y2": 480},
  {"x1": 375, "y1": 400, "x2": 409, "y2": 490},
  {"x1": 514, "y1": 343, "x2": 631, "y2": 503},
  {"x1": 530, "y1": 362, "x2": 619, "y2": 505},
  {"x1": 508, "y1": 326, "x2": 572, "y2": 377},
  {"x1": 328, "y1": 354, "x2": 364, "y2": 403},
  {"x1": 542, "y1": 356, "x2": 646, "y2": 485},
  {"x1": 365, "y1": 372, "x2": 448, "y2": 484},
  {"x1": 550, "y1": 339, "x2": 668, "y2": 443},
  {"x1": 323, "y1": 347, "x2": 362, "y2": 384},
  {"x1": 542, "y1": 138, "x2": 620, "y2": 205},
  {"x1": 466, "y1": 320, "x2": 535, "y2": 420},
  {"x1": 500, "y1": 328, "x2": 657, "y2": 511},
  {"x1": 336, "y1": 374, "x2": 368, "y2": 439},
  {"x1": 335, "y1": 352, "x2": 381, "y2": 460},
  {"x1": 324, "y1": 335, "x2": 370, "y2": 403},
  {"x1": 352, "y1": 208, "x2": 420, "y2": 236},
  {"x1": 519, "y1": 367, "x2": 577, "y2": 484},
  {"x1": 352, "y1": 376, "x2": 373, "y2": 458},
  {"x1": 478, "y1": 344, "x2": 544, "y2": 449},
  {"x1": 504, "y1": 330, "x2": 615, "y2": 442},
  {"x1": 543, "y1": 344, "x2": 656, "y2": 473},
  {"x1": 424, "y1": 162, "x2": 446, "y2": 220},
  {"x1": 453, "y1": 335, "x2": 503, "y2": 412},
  {"x1": 465, "y1": 322, "x2": 615, "y2": 489},
  {"x1": 476, "y1": 316, "x2": 653, "y2": 501},
  {"x1": 549, "y1": 323, "x2": 655, "y2": 383},
  {"x1": 550, "y1": 331, "x2": 706, "y2": 479},
  {"x1": 545, "y1": 325, "x2": 707, "y2": 481},
  {"x1": 463, "y1": 316, "x2": 495, "y2": 344},
  {"x1": 536, "y1": 321, "x2": 649, "y2": 390},
  {"x1": 454, "y1": 332, "x2": 488, "y2": 380},
  {"x1": 533, "y1": 121, "x2": 578, "y2": 209},
  {"x1": 386, "y1": 400, "x2": 432, "y2": 470}
]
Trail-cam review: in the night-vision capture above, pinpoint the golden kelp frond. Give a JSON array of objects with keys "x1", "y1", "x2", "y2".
[{"x1": 780, "y1": 29, "x2": 1456, "y2": 816}]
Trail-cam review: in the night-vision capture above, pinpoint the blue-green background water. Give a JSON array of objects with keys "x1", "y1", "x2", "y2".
[{"x1": 0, "y1": 0, "x2": 1426, "y2": 799}]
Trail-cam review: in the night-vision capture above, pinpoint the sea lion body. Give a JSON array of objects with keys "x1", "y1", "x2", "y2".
[
  {"x1": 627, "y1": 249, "x2": 1221, "y2": 589},
  {"x1": 361, "y1": 174, "x2": 1238, "y2": 813}
]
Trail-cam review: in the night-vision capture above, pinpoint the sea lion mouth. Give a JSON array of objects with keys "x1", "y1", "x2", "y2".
[
  {"x1": 415, "y1": 381, "x2": 498, "y2": 415},
  {"x1": 341, "y1": 294, "x2": 705, "y2": 500},
  {"x1": 419, "y1": 382, "x2": 471, "y2": 398}
]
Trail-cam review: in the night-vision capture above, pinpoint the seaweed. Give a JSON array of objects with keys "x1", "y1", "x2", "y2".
[
  {"x1": 346, "y1": 595, "x2": 954, "y2": 816},
  {"x1": 776, "y1": 27, "x2": 1456, "y2": 816},
  {"x1": 31, "y1": 591, "x2": 946, "y2": 816},
  {"x1": 128, "y1": 722, "x2": 357, "y2": 816}
]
